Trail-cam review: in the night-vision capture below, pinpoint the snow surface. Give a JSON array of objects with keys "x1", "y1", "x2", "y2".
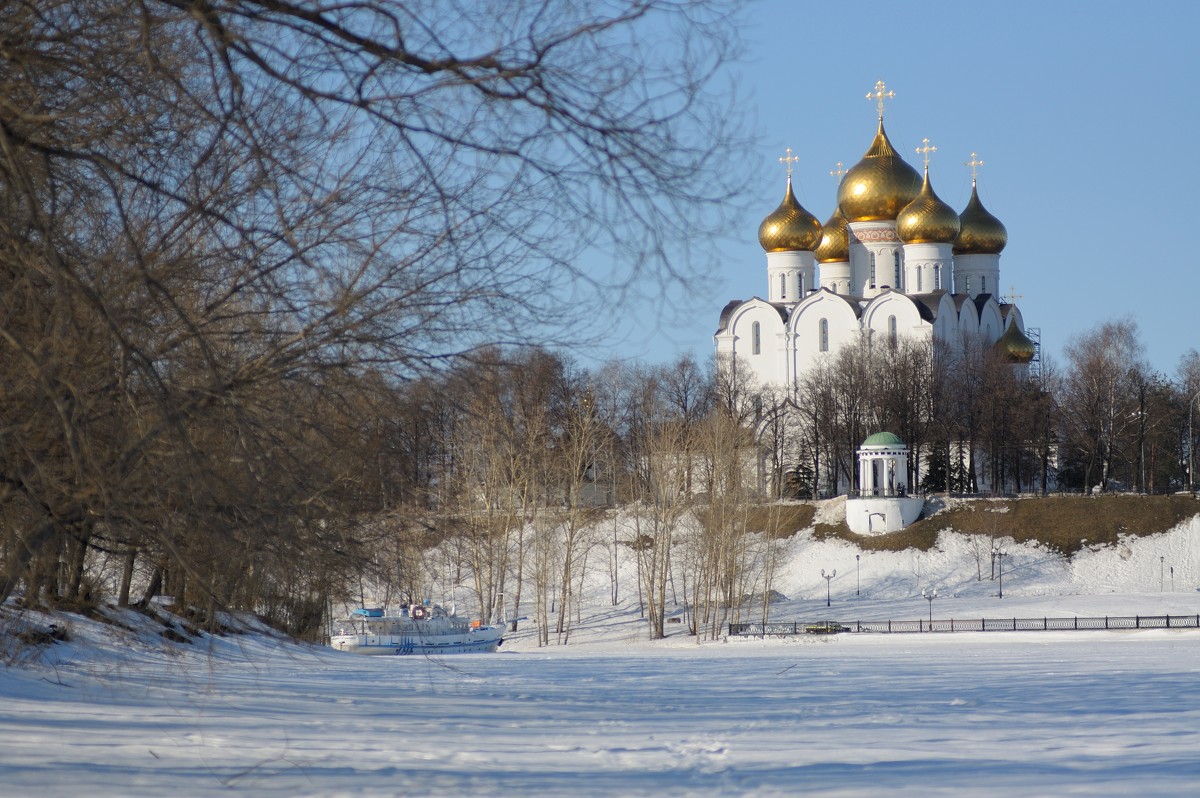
[{"x1": 4, "y1": 514, "x2": 1200, "y2": 797}]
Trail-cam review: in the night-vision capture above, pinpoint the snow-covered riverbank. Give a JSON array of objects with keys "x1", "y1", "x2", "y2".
[{"x1": 4, "y1": 517, "x2": 1200, "y2": 796}]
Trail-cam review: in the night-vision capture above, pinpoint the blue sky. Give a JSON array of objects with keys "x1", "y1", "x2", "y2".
[{"x1": 610, "y1": 0, "x2": 1198, "y2": 379}]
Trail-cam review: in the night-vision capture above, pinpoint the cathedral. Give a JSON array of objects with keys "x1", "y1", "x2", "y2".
[{"x1": 715, "y1": 82, "x2": 1037, "y2": 393}]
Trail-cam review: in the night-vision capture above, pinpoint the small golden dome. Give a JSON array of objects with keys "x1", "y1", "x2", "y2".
[
  {"x1": 954, "y1": 182, "x2": 1007, "y2": 254},
  {"x1": 837, "y1": 119, "x2": 922, "y2": 222},
  {"x1": 995, "y1": 322, "x2": 1035, "y2": 364},
  {"x1": 758, "y1": 179, "x2": 822, "y2": 252},
  {"x1": 897, "y1": 169, "x2": 961, "y2": 244},
  {"x1": 815, "y1": 207, "x2": 850, "y2": 263}
]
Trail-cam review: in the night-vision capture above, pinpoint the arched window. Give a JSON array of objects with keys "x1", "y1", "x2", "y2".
[
  {"x1": 917, "y1": 267, "x2": 923, "y2": 292},
  {"x1": 893, "y1": 251, "x2": 901, "y2": 288},
  {"x1": 869, "y1": 252, "x2": 876, "y2": 288},
  {"x1": 797, "y1": 272, "x2": 804, "y2": 295},
  {"x1": 981, "y1": 275, "x2": 987, "y2": 293},
  {"x1": 819, "y1": 318, "x2": 829, "y2": 352},
  {"x1": 934, "y1": 264, "x2": 941, "y2": 289},
  {"x1": 888, "y1": 315, "x2": 897, "y2": 347},
  {"x1": 780, "y1": 273, "x2": 786, "y2": 299},
  {"x1": 752, "y1": 321, "x2": 761, "y2": 355},
  {"x1": 965, "y1": 275, "x2": 972, "y2": 295}
]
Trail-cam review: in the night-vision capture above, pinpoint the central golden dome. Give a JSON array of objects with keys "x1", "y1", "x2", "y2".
[
  {"x1": 837, "y1": 119, "x2": 922, "y2": 222},
  {"x1": 897, "y1": 169, "x2": 961, "y2": 244},
  {"x1": 815, "y1": 207, "x2": 850, "y2": 263},
  {"x1": 995, "y1": 321, "x2": 1036, "y2": 364},
  {"x1": 954, "y1": 182, "x2": 1007, "y2": 254},
  {"x1": 758, "y1": 179, "x2": 822, "y2": 252}
]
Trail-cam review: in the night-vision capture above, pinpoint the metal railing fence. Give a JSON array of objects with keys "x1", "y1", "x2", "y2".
[{"x1": 728, "y1": 614, "x2": 1200, "y2": 637}]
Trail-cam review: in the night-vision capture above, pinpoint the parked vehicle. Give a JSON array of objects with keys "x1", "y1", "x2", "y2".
[{"x1": 805, "y1": 621, "x2": 851, "y2": 634}]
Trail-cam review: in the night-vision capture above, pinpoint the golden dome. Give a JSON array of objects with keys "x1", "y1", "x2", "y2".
[
  {"x1": 897, "y1": 169, "x2": 961, "y2": 244},
  {"x1": 758, "y1": 179, "x2": 822, "y2": 252},
  {"x1": 836, "y1": 119, "x2": 922, "y2": 222},
  {"x1": 954, "y1": 182, "x2": 1007, "y2": 254},
  {"x1": 815, "y1": 207, "x2": 850, "y2": 263},
  {"x1": 995, "y1": 322, "x2": 1035, "y2": 364}
]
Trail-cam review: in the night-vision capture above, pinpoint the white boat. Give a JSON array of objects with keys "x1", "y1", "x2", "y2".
[{"x1": 329, "y1": 604, "x2": 504, "y2": 655}]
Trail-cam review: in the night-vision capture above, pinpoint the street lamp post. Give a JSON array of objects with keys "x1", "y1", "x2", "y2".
[
  {"x1": 856, "y1": 554, "x2": 861, "y2": 596},
  {"x1": 821, "y1": 569, "x2": 836, "y2": 608},
  {"x1": 922, "y1": 587, "x2": 937, "y2": 630},
  {"x1": 993, "y1": 547, "x2": 1008, "y2": 598},
  {"x1": 1161, "y1": 556, "x2": 1165, "y2": 592}
]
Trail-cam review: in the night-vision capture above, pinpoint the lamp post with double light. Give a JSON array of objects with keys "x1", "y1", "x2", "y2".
[
  {"x1": 821, "y1": 569, "x2": 836, "y2": 608},
  {"x1": 993, "y1": 547, "x2": 1008, "y2": 598},
  {"x1": 922, "y1": 587, "x2": 937, "y2": 630}
]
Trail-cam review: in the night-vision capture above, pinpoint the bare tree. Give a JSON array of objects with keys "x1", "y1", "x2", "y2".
[
  {"x1": 0, "y1": 0, "x2": 749, "y2": 616},
  {"x1": 1060, "y1": 319, "x2": 1147, "y2": 493},
  {"x1": 1176, "y1": 350, "x2": 1200, "y2": 492}
]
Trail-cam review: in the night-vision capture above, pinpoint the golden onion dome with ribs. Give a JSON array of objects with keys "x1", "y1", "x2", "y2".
[
  {"x1": 815, "y1": 207, "x2": 850, "y2": 263},
  {"x1": 758, "y1": 179, "x2": 822, "y2": 252},
  {"x1": 995, "y1": 321, "x2": 1036, "y2": 364},
  {"x1": 954, "y1": 182, "x2": 1008, "y2": 254},
  {"x1": 897, "y1": 169, "x2": 961, "y2": 244},
  {"x1": 837, "y1": 119, "x2": 922, "y2": 222}
]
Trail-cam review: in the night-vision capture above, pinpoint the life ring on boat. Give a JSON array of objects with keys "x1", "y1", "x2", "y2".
[{"x1": 410, "y1": 605, "x2": 429, "y2": 621}]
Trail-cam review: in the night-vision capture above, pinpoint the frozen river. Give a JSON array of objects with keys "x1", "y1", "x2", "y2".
[{"x1": 3, "y1": 623, "x2": 1200, "y2": 797}]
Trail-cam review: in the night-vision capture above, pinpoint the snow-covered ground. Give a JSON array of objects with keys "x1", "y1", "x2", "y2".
[{"x1": 4, "y1": 513, "x2": 1200, "y2": 797}]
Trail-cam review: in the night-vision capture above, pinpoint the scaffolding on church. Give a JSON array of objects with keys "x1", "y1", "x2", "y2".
[{"x1": 1025, "y1": 326, "x2": 1042, "y2": 382}]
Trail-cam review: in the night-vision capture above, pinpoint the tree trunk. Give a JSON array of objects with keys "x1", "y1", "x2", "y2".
[{"x1": 118, "y1": 548, "x2": 137, "y2": 607}]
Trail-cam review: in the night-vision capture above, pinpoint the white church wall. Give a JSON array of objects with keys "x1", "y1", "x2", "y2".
[
  {"x1": 930, "y1": 292, "x2": 960, "y2": 341},
  {"x1": 724, "y1": 299, "x2": 787, "y2": 389},
  {"x1": 978, "y1": 298, "x2": 1004, "y2": 344},
  {"x1": 789, "y1": 290, "x2": 861, "y2": 378},
  {"x1": 956, "y1": 295, "x2": 980, "y2": 336},
  {"x1": 861, "y1": 292, "x2": 929, "y2": 344}
]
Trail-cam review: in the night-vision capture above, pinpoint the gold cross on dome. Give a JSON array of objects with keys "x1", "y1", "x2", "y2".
[
  {"x1": 779, "y1": 147, "x2": 800, "y2": 179},
  {"x1": 965, "y1": 152, "x2": 985, "y2": 182},
  {"x1": 867, "y1": 80, "x2": 895, "y2": 118},
  {"x1": 830, "y1": 161, "x2": 847, "y2": 180},
  {"x1": 1006, "y1": 285, "x2": 1023, "y2": 304},
  {"x1": 916, "y1": 138, "x2": 937, "y2": 170}
]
